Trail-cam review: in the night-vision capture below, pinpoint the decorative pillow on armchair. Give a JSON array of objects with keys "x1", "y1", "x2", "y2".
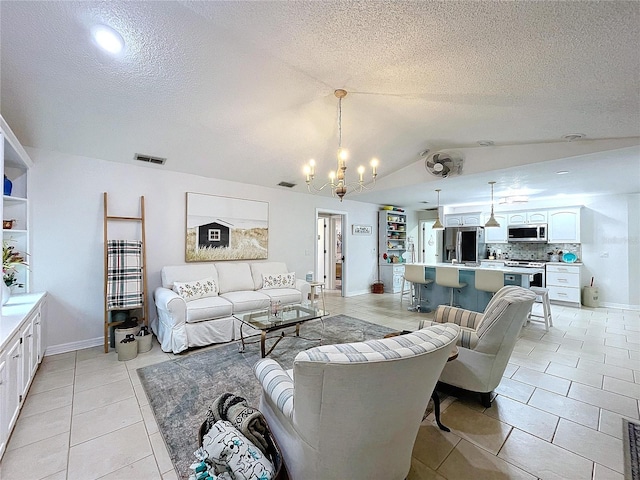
[
  {"x1": 173, "y1": 277, "x2": 218, "y2": 301},
  {"x1": 201, "y1": 420, "x2": 275, "y2": 480},
  {"x1": 262, "y1": 272, "x2": 295, "y2": 290}
]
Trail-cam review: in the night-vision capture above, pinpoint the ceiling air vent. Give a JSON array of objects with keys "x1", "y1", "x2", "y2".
[
  {"x1": 278, "y1": 181, "x2": 296, "y2": 188},
  {"x1": 134, "y1": 153, "x2": 166, "y2": 165}
]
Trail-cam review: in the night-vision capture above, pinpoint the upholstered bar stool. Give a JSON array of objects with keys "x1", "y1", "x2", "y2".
[
  {"x1": 474, "y1": 269, "x2": 504, "y2": 296},
  {"x1": 527, "y1": 286, "x2": 553, "y2": 331},
  {"x1": 403, "y1": 264, "x2": 433, "y2": 311},
  {"x1": 436, "y1": 267, "x2": 467, "y2": 307},
  {"x1": 400, "y1": 274, "x2": 413, "y2": 307}
]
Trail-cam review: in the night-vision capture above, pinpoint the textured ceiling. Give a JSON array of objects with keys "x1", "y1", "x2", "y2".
[{"x1": 1, "y1": 1, "x2": 639, "y2": 208}]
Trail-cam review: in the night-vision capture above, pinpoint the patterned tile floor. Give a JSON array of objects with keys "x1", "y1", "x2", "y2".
[{"x1": 0, "y1": 291, "x2": 638, "y2": 479}]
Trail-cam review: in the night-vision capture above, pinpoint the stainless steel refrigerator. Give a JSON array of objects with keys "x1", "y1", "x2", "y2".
[{"x1": 443, "y1": 227, "x2": 486, "y2": 263}]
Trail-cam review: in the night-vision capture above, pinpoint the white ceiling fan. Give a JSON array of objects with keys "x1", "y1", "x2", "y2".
[{"x1": 424, "y1": 151, "x2": 464, "y2": 178}]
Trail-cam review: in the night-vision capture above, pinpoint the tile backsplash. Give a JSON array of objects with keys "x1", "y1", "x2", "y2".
[{"x1": 485, "y1": 243, "x2": 581, "y2": 261}]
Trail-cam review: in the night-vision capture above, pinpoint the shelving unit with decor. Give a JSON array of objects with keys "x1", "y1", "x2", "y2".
[
  {"x1": 1, "y1": 116, "x2": 32, "y2": 294},
  {"x1": 378, "y1": 209, "x2": 407, "y2": 293}
]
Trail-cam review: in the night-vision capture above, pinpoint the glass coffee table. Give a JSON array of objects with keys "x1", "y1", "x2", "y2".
[{"x1": 234, "y1": 304, "x2": 328, "y2": 358}]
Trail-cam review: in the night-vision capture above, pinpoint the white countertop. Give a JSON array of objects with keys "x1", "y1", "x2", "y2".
[
  {"x1": 411, "y1": 263, "x2": 544, "y2": 275},
  {"x1": 546, "y1": 261, "x2": 583, "y2": 266},
  {"x1": 1, "y1": 292, "x2": 47, "y2": 350}
]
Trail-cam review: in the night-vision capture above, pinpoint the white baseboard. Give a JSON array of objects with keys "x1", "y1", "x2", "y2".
[
  {"x1": 345, "y1": 289, "x2": 371, "y2": 297},
  {"x1": 44, "y1": 336, "x2": 103, "y2": 356},
  {"x1": 599, "y1": 302, "x2": 640, "y2": 311}
]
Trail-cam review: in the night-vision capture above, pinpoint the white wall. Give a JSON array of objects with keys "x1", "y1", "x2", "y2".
[
  {"x1": 28, "y1": 148, "x2": 380, "y2": 353},
  {"x1": 581, "y1": 193, "x2": 639, "y2": 309},
  {"x1": 628, "y1": 194, "x2": 640, "y2": 307}
]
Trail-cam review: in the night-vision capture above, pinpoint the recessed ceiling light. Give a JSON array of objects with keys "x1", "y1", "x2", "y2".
[
  {"x1": 477, "y1": 140, "x2": 494, "y2": 146},
  {"x1": 92, "y1": 25, "x2": 124, "y2": 54},
  {"x1": 562, "y1": 133, "x2": 586, "y2": 141},
  {"x1": 556, "y1": 170, "x2": 569, "y2": 175}
]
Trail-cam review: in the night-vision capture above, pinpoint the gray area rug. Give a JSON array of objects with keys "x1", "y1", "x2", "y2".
[
  {"x1": 138, "y1": 315, "x2": 395, "y2": 479},
  {"x1": 624, "y1": 419, "x2": 640, "y2": 480}
]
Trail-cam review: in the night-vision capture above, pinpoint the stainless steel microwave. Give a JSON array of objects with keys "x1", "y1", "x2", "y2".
[{"x1": 508, "y1": 224, "x2": 547, "y2": 242}]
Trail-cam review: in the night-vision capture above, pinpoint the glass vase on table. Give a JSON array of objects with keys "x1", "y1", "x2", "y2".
[{"x1": 269, "y1": 300, "x2": 282, "y2": 322}]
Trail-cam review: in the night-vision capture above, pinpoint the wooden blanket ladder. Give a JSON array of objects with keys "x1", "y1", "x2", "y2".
[{"x1": 103, "y1": 192, "x2": 148, "y2": 353}]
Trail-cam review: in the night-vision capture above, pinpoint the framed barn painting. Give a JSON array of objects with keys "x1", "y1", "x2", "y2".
[{"x1": 186, "y1": 193, "x2": 269, "y2": 262}]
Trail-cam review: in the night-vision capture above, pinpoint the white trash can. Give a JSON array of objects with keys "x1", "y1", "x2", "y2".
[{"x1": 582, "y1": 286, "x2": 600, "y2": 308}]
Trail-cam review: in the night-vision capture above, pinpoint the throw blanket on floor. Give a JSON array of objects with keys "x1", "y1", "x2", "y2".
[
  {"x1": 106, "y1": 240, "x2": 143, "y2": 310},
  {"x1": 207, "y1": 392, "x2": 270, "y2": 455}
]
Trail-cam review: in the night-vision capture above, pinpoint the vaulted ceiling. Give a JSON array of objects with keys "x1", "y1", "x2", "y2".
[{"x1": 1, "y1": 1, "x2": 639, "y2": 208}]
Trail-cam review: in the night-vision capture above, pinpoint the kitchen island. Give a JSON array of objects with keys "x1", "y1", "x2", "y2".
[{"x1": 408, "y1": 263, "x2": 543, "y2": 313}]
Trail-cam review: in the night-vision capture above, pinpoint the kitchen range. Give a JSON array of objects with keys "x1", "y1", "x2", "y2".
[{"x1": 504, "y1": 259, "x2": 545, "y2": 287}]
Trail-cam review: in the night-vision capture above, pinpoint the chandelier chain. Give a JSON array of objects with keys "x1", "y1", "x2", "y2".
[{"x1": 338, "y1": 96, "x2": 342, "y2": 150}]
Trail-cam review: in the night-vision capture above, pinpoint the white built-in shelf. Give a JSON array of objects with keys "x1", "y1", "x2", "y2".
[{"x1": 3, "y1": 195, "x2": 27, "y2": 204}]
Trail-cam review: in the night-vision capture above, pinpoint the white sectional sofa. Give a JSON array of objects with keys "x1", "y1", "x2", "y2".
[{"x1": 152, "y1": 262, "x2": 311, "y2": 353}]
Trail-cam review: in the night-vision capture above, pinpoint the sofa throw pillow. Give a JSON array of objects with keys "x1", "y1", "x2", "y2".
[
  {"x1": 201, "y1": 420, "x2": 274, "y2": 479},
  {"x1": 262, "y1": 272, "x2": 295, "y2": 290},
  {"x1": 173, "y1": 277, "x2": 218, "y2": 301}
]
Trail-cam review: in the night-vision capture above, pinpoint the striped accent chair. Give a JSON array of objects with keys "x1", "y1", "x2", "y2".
[
  {"x1": 253, "y1": 323, "x2": 460, "y2": 480},
  {"x1": 421, "y1": 285, "x2": 536, "y2": 407}
]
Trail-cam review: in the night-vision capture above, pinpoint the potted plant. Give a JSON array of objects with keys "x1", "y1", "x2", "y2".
[{"x1": 2, "y1": 240, "x2": 28, "y2": 305}]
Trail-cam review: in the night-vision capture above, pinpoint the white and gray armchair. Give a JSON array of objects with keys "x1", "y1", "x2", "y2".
[
  {"x1": 420, "y1": 285, "x2": 536, "y2": 407},
  {"x1": 253, "y1": 324, "x2": 460, "y2": 480}
]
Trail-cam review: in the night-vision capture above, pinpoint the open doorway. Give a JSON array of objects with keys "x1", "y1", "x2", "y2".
[
  {"x1": 420, "y1": 220, "x2": 443, "y2": 263},
  {"x1": 316, "y1": 210, "x2": 346, "y2": 295}
]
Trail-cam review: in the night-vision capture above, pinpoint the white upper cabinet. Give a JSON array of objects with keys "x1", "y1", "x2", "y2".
[
  {"x1": 527, "y1": 211, "x2": 548, "y2": 224},
  {"x1": 548, "y1": 208, "x2": 581, "y2": 243},
  {"x1": 445, "y1": 212, "x2": 481, "y2": 227},
  {"x1": 507, "y1": 210, "x2": 547, "y2": 225},
  {"x1": 445, "y1": 215, "x2": 463, "y2": 227},
  {"x1": 507, "y1": 212, "x2": 526, "y2": 224},
  {"x1": 483, "y1": 213, "x2": 508, "y2": 243}
]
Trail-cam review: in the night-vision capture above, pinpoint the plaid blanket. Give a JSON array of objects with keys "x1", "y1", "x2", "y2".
[{"x1": 107, "y1": 240, "x2": 143, "y2": 310}]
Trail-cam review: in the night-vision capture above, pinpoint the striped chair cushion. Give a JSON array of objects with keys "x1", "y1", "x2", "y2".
[
  {"x1": 476, "y1": 286, "x2": 536, "y2": 338},
  {"x1": 419, "y1": 320, "x2": 478, "y2": 349},
  {"x1": 253, "y1": 359, "x2": 294, "y2": 420},
  {"x1": 295, "y1": 324, "x2": 459, "y2": 363},
  {"x1": 433, "y1": 305, "x2": 483, "y2": 330},
  {"x1": 459, "y1": 328, "x2": 479, "y2": 349}
]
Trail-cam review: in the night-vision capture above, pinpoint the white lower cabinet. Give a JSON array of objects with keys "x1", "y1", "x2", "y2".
[
  {"x1": 546, "y1": 264, "x2": 581, "y2": 306},
  {"x1": 0, "y1": 293, "x2": 46, "y2": 459},
  {"x1": 21, "y1": 321, "x2": 34, "y2": 397},
  {"x1": 2, "y1": 336, "x2": 22, "y2": 457},
  {"x1": 0, "y1": 358, "x2": 6, "y2": 455},
  {"x1": 32, "y1": 310, "x2": 42, "y2": 375},
  {"x1": 380, "y1": 264, "x2": 405, "y2": 293}
]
